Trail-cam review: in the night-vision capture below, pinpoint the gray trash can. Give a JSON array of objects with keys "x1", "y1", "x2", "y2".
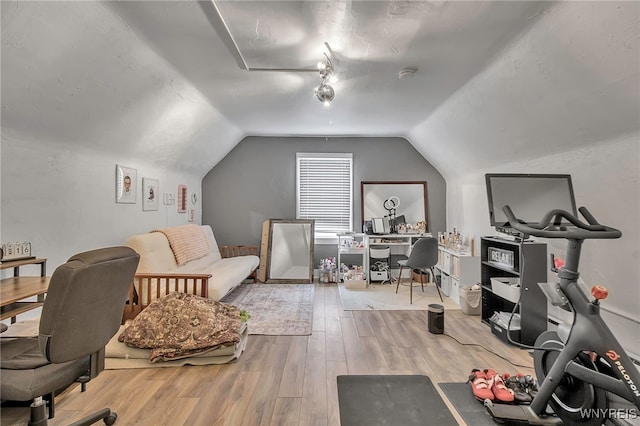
[{"x1": 428, "y1": 304, "x2": 444, "y2": 334}]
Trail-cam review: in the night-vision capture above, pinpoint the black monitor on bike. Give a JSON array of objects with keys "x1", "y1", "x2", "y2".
[{"x1": 486, "y1": 173, "x2": 577, "y2": 238}]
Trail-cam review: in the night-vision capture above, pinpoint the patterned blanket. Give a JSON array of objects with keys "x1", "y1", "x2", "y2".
[
  {"x1": 119, "y1": 292, "x2": 242, "y2": 362},
  {"x1": 153, "y1": 224, "x2": 209, "y2": 265}
]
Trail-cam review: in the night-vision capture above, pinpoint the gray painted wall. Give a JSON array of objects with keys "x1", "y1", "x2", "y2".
[{"x1": 202, "y1": 136, "x2": 446, "y2": 265}]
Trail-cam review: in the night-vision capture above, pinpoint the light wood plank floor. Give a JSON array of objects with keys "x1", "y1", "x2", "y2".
[{"x1": 1, "y1": 284, "x2": 534, "y2": 425}]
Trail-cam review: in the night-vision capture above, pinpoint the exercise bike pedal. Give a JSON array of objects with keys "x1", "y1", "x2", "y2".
[{"x1": 484, "y1": 399, "x2": 563, "y2": 425}]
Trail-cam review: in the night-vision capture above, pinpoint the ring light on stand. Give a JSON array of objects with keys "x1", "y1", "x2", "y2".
[
  {"x1": 383, "y1": 196, "x2": 400, "y2": 232},
  {"x1": 383, "y1": 196, "x2": 400, "y2": 212}
]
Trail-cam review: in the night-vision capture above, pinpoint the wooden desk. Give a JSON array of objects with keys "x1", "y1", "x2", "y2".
[
  {"x1": 0, "y1": 257, "x2": 47, "y2": 277},
  {"x1": 1, "y1": 276, "x2": 50, "y2": 321}
]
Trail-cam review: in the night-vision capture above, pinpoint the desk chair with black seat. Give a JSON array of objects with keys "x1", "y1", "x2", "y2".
[
  {"x1": 1, "y1": 246, "x2": 139, "y2": 426},
  {"x1": 395, "y1": 237, "x2": 442, "y2": 304}
]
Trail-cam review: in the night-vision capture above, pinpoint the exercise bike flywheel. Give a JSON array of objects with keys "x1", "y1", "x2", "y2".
[{"x1": 534, "y1": 331, "x2": 608, "y2": 426}]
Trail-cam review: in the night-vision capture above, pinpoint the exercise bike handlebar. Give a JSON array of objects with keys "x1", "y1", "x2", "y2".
[{"x1": 502, "y1": 206, "x2": 622, "y2": 240}]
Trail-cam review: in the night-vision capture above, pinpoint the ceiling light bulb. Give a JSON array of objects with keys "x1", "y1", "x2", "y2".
[
  {"x1": 314, "y1": 51, "x2": 336, "y2": 105},
  {"x1": 319, "y1": 66, "x2": 332, "y2": 79},
  {"x1": 315, "y1": 83, "x2": 335, "y2": 104},
  {"x1": 318, "y1": 53, "x2": 333, "y2": 79}
]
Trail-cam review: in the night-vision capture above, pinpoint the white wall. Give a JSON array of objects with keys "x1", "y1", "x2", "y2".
[
  {"x1": 1, "y1": 130, "x2": 202, "y2": 278},
  {"x1": 409, "y1": 1, "x2": 639, "y2": 181},
  {"x1": 446, "y1": 133, "x2": 640, "y2": 357},
  {"x1": 405, "y1": 0, "x2": 640, "y2": 358}
]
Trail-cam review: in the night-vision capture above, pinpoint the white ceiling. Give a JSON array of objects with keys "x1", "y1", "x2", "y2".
[{"x1": 1, "y1": 1, "x2": 638, "y2": 178}]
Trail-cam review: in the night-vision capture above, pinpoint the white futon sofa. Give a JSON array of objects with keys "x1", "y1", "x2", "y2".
[{"x1": 123, "y1": 224, "x2": 259, "y2": 321}]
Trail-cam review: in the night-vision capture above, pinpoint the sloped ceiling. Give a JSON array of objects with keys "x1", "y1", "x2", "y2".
[{"x1": 1, "y1": 1, "x2": 638, "y2": 179}]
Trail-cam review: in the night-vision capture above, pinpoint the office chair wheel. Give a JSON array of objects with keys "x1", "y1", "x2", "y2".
[
  {"x1": 104, "y1": 412, "x2": 117, "y2": 425},
  {"x1": 534, "y1": 331, "x2": 607, "y2": 426}
]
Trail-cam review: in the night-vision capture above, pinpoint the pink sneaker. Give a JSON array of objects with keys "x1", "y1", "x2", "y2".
[
  {"x1": 467, "y1": 369, "x2": 494, "y2": 401},
  {"x1": 485, "y1": 369, "x2": 514, "y2": 403}
]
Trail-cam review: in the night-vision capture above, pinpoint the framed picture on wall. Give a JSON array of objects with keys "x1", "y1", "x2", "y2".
[
  {"x1": 178, "y1": 184, "x2": 188, "y2": 213},
  {"x1": 116, "y1": 164, "x2": 137, "y2": 204},
  {"x1": 142, "y1": 178, "x2": 159, "y2": 211}
]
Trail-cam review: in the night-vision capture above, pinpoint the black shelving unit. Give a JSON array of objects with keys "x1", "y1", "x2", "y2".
[{"x1": 481, "y1": 236, "x2": 547, "y2": 346}]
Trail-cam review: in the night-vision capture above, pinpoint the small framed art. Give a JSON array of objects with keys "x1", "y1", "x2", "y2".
[
  {"x1": 116, "y1": 165, "x2": 137, "y2": 204},
  {"x1": 178, "y1": 184, "x2": 188, "y2": 213},
  {"x1": 142, "y1": 178, "x2": 159, "y2": 211}
]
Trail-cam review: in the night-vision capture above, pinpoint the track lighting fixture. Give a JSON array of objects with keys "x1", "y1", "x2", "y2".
[
  {"x1": 208, "y1": 12, "x2": 336, "y2": 107},
  {"x1": 315, "y1": 53, "x2": 335, "y2": 105},
  {"x1": 315, "y1": 82, "x2": 335, "y2": 105}
]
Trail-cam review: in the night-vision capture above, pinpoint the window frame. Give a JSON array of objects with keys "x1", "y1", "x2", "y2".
[{"x1": 296, "y1": 152, "x2": 353, "y2": 236}]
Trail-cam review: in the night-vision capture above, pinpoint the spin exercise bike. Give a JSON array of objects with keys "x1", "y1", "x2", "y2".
[{"x1": 484, "y1": 205, "x2": 640, "y2": 425}]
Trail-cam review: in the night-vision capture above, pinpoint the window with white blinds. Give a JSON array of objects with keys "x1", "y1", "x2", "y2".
[{"x1": 296, "y1": 153, "x2": 353, "y2": 234}]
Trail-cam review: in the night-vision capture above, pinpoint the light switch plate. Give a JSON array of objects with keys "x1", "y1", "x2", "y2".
[{"x1": 163, "y1": 193, "x2": 175, "y2": 205}]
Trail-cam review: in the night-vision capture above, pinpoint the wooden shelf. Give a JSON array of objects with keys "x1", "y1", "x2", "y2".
[
  {"x1": 1, "y1": 302, "x2": 45, "y2": 321},
  {"x1": 1, "y1": 275, "x2": 50, "y2": 322},
  {"x1": 1, "y1": 276, "x2": 50, "y2": 303},
  {"x1": 0, "y1": 257, "x2": 47, "y2": 277}
]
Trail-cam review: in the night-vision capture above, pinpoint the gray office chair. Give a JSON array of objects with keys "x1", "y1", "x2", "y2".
[
  {"x1": 395, "y1": 237, "x2": 443, "y2": 304},
  {"x1": 1, "y1": 246, "x2": 139, "y2": 425}
]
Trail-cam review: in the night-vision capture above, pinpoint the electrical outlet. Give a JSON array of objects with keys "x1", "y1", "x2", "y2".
[{"x1": 163, "y1": 193, "x2": 175, "y2": 205}]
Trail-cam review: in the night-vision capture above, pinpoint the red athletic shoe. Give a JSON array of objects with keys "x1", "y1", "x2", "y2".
[
  {"x1": 467, "y1": 369, "x2": 494, "y2": 401},
  {"x1": 485, "y1": 369, "x2": 514, "y2": 403}
]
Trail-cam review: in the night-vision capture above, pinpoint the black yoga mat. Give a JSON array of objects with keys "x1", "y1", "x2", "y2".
[
  {"x1": 337, "y1": 375, "x2": 457, "y2": 426},
  {"x1": 438, "y1": 382, "x2": 499, "y2": 425}
]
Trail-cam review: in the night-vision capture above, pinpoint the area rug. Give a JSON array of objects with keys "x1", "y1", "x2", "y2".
[
  {"x1": 338, "y1": 282, "x2": 460, "y2": 311},
  {"x1": 337, "y1": 375, "x2": 457, "y2": 426},
  {"x1": 439, "y1": 382, "x2": 500, "y2": 425},
  {"x1": 220, "y1": 283, "x2": 314, "y2": 335}
]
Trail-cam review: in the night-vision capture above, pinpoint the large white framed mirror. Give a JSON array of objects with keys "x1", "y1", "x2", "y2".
[
  {"x1": 361, "y1": 181, "x2": 429, "y2": 232},
  {"x1": 259, "y1": 219, "x2": 315, "y2": 283}
]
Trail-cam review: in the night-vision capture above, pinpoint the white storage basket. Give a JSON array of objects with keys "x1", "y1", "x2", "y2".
[
  {"x1": 490, "y1": 277, "x2": 521, "y2": 303},
  {"x1": 369, "y1": 247, "x2": 390, "y2": 258},
  {"x1": 370, "y1": 270, "x2": 389, "y2": 281}
]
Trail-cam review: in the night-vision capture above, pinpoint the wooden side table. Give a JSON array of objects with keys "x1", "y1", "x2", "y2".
[
  {"x1": 1, "y1": 257, "x2": 47, "y2": 323},
  {"x1": 0, "y1": 257, "x2": 47, "y2": 277},
  {"x1": 1, "y1": 276, "x2": 50, "y2": 321}
]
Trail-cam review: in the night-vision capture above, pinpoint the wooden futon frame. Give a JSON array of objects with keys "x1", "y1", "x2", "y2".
[{"x1": 122, "y1": 245, "x2": 258, "y2": 323}]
